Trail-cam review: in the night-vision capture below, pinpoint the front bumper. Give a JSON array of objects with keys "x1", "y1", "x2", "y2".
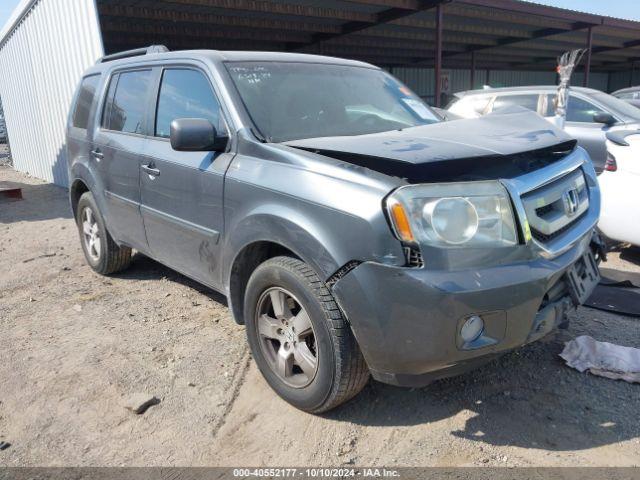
[{"x1": 332, "y1": 230, "x2": 597, "y2": 387}]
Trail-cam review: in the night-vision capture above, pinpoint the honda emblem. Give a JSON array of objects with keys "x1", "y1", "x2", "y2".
[{"x1": 562, "y1": 188, "x2": 580, "y2": 216}]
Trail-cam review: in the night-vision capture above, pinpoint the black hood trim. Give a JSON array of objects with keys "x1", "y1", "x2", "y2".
[{"x1": 292, "y1": 140, "x2": 577, "y2": 183}]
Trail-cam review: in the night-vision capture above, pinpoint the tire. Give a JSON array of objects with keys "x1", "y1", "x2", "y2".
[
  {"x1": 244, "y1": 256, "x2": 369, "y2": 413},
  {"x1": 76, "y1": 192, "x2": 131, "y2": 275}
]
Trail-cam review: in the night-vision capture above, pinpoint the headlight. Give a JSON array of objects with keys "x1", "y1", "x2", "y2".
[{"x1": 386, "y1": 181, "x2": 517, "y2": 248}]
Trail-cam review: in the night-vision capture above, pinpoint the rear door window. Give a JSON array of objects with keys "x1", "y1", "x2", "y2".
[
  {"x1": 154, "y1": 68, "x2": 223, "y2": 138},
  {"x1": 102, "y1": 70, "x2": 152, "y2": 134},
  {"x1": 72, "y1": 75, "x2": 100, "y2": 129},
  {"x1": 491, "y1": 94, "x2": 540, "y2": 114}
]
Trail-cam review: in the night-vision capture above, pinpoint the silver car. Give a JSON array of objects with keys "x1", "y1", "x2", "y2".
[
  {"x1": 447, "y1": 86, "x2": 640, "y2": 172},
  {"x1": 612, "y1": 86, "x2": 640, "y2": 109}
]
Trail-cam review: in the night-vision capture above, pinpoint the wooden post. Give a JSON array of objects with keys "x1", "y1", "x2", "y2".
[
  {"x1": 434, "y1": 4, "x2": 443, "y2": 107},
  {"x1": 470, "y1": 50, "x2": 476, "y2": 90},
  {"x1": 583, "y1": 26, "x2": 593, "y2": 87}
]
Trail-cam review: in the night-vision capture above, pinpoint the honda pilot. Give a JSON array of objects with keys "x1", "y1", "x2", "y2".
[{"x1": 66, "y1": 47, "x2": 603, "y2": 412}]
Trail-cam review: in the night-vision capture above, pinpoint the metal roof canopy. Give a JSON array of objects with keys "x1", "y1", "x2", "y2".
[
  {"x1": 0, "y1": 0, "x2": 636, "y2": 186},
  {"x1": 95, "y1": 0, "x2": 640, "y2": 105},
  {"x1": 96, "y1": 0, "x2": 640, "y2": 73}
]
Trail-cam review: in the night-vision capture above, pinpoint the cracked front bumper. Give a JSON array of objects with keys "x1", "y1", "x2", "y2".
[{"x1": 332, "y1": 230, "x2": 596, "y2": 387}]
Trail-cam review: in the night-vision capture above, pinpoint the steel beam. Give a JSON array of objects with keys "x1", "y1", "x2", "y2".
[
  {"x1": 454, "y1": 0, "x2": 602, "y2": 25},
  {"x1": 152, "y1": 0, "x2": 374, "y2": 22},
  {"x1": 446, "y1": 21, "x2": 594, "y2": 59},
  {"x1": 434, "y1": 4, "x2": 443, "y2": 107},
  {"x1": 97, "y1": 5, "x2": 341, "y2": 34},
  {"x1": 583, "y1": 26, "x2": 593, "y2": 87},
  {"x1": 470, "y1": 51, "x2": 476, "y2": 89},
  {"x1": 593, "y1": 38, "x2": 640, "y2": 55},
  {"x1": 297, "y1": 0, "x2": 450, "y2": 49}
]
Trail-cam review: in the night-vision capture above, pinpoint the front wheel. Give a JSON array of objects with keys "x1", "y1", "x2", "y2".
[{"x1": 244, "y1": 256, "x2": 369, "y2": 413}]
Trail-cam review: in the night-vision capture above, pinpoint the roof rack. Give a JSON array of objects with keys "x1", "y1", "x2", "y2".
[{"x1": 97, "y1": 45, "x2": 169, "y2": 64}]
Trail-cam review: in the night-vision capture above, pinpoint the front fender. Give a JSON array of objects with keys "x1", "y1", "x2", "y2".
[{"x1": 223, "y1": 208, "x2": 343, "y2": 287}]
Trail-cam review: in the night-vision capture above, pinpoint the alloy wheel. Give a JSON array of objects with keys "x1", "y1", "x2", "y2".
[
  {"x1": 81, "y1": 206, "x2": 101, "y2": 262},
  {"x1": 256, "y1": 287, "x2": 318, "y2": 388}
]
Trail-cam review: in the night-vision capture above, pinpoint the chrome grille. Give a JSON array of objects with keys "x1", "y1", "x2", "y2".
[{"x1": 521, "y1": 168, "x2": 589, "y2": 243}]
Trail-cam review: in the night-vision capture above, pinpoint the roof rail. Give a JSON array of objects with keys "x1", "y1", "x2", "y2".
[{"x1": 97, "y1": 45, "x2": 169, "y2": 64}]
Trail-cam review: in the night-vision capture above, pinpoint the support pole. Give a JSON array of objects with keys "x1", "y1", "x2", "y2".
[
  {"x1": 470, "y1": 50, "x2": 476, "y2": 90},
  {"x1": 434, "y1": 4, "x2": 443, "y2": 107},
  {"x1": 631, "y1": 61, "x2": 636, "y2": 87},
  {"x1": 583, "y1": 26, "x2": 593, "y2": 87}
]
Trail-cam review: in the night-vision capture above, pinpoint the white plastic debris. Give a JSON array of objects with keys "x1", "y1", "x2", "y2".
[{"x1": 560, "y1": 335, "x2": 640, "y2": 383}]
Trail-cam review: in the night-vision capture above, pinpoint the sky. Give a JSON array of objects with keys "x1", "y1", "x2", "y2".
[{"x1": 0, "y1": 0, "x2": 639, "y2": 33}]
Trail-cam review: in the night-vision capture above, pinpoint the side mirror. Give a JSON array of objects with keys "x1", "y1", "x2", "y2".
[
  {"x1": 170, "y1": 118, "x2": 228, "y2": 152},
  {"x1": 593, "y1": 112, "x2": 616, "y2": 125}
]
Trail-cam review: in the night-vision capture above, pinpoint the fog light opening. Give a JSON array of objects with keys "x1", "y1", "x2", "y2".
[{"x1": 461, "y1": 315, "x2": 484, "y2": 343}]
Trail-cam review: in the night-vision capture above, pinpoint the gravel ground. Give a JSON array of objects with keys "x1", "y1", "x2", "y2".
[
  {"x1": 0, "y1": 165, "x2": 639, "y2": 467},
  {"x1": 0, "y1": 144, "x2": 11, "y2": 167}
]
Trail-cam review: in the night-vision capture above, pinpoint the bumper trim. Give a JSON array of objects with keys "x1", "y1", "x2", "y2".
[
  {"x1": 333, "y1": 231, "x2": 595, "y2": 384},
  {"x1": 370, "y1": 355, "x2": 501, "y2": 388}
]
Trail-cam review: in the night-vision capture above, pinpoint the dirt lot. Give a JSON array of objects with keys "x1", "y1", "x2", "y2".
[{"x1": 1, "y1": 165, "x2": 639, "y2": 467}]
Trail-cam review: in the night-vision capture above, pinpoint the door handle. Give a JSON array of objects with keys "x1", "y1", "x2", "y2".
[
  {"x1": 91, "y1": 149, "x2": 104, "y2": 160},
  {"x1": 141, "y1": 163, "x2": 160, "y2": 177}
]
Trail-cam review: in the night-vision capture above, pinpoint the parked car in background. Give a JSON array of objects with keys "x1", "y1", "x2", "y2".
[
  {"x1": 67, "y1": 48, "x2": 603, "y2": 413},
  {"x1": 598, "y1": 130, "x2": 640, "y2": 246},
  {"x1": 612, "y1": 86, "x2": 640, "y2": 109},
  {"x1": 447, "y1": 86, "x2": 640, "y2": 173},
  {"x1": 432, "y1": 106, "x2": 461, "y2": 121}
]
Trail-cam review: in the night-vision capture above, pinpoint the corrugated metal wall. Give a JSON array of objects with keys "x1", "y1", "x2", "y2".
[
  {"x1": 0, "y1": 0, "x2": 103, "y2": 187},
  {"x1": 392, "y1": 67, "x2": 610, "y2": 102},
  {"x1": 609, "y1": 70, "x2": 639, "y2": 93}
]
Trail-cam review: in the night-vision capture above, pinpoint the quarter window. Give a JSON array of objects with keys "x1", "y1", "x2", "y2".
[
  {"x1": 102, "y1": 70, "x2": 151, "y2": 134},
  {"x1": 492, "y1": 94, "x2": 540, "y2": 114},
  {"x1": 450, "y1": 96, "x2": 491, "y2": 117},
  {"x1": 155, "y1": 69, "x2": 222, "y2": 138},
  {"x1": 72, "y1": 75, "x2": 100, "y2": 129}
]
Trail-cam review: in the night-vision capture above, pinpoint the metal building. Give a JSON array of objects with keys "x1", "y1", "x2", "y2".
[{"x1": 1, "y1": 0, "x2": 640, "y2": 186}]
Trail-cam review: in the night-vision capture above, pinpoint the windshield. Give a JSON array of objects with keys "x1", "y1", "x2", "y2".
[
  {"x1": 225, "y1": 62, "x2": 440, "y2": 142},
  {"x1": 591, "y1": 92, "x2": 640, "y2": 122}
]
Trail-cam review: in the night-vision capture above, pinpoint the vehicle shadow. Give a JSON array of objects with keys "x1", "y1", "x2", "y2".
[
  {"x1": 325, "y1": 334, "x2": 639, "y2": 452},
  {"x1": 113, "y1": 251, "x2": 638, "y2": 453},
  {"x1": 619, "y1": 246, "x2": 640, "y2": 266},
  {"x1": 111, "y1": 252, "x2": 228, "y2": 306},
  {"x1": 0, "y1": 178, "x2": 72, "y2": 224}
]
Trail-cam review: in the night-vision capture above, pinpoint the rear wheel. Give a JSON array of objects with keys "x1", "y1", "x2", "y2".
[
  {"x1": 76, "y1": 192, "x2": 131, "y2": 274},
  {"x1": 244, "y1": 256, "x2": 369, "y2": 413}
]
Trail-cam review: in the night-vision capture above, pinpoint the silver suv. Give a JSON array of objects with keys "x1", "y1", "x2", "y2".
[
  {"x1": 66, "y1": 47, "x2": 603, "y2": 412},
  {"x1": 447, "y1": 86, "x2": 640, "y2": 173}
]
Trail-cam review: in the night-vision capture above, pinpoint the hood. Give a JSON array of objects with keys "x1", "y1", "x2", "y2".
[
  {"x1": 285, "y1": 111, "x2": 572, "y2": 164},
  {"x1": 283, "y1": 111, "x2": 576, "y2": 183}
]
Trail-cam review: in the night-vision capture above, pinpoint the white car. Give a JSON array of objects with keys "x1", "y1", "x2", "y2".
[{"x1": 598, "y1": 130, "x2": 640, "y2": 246}]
